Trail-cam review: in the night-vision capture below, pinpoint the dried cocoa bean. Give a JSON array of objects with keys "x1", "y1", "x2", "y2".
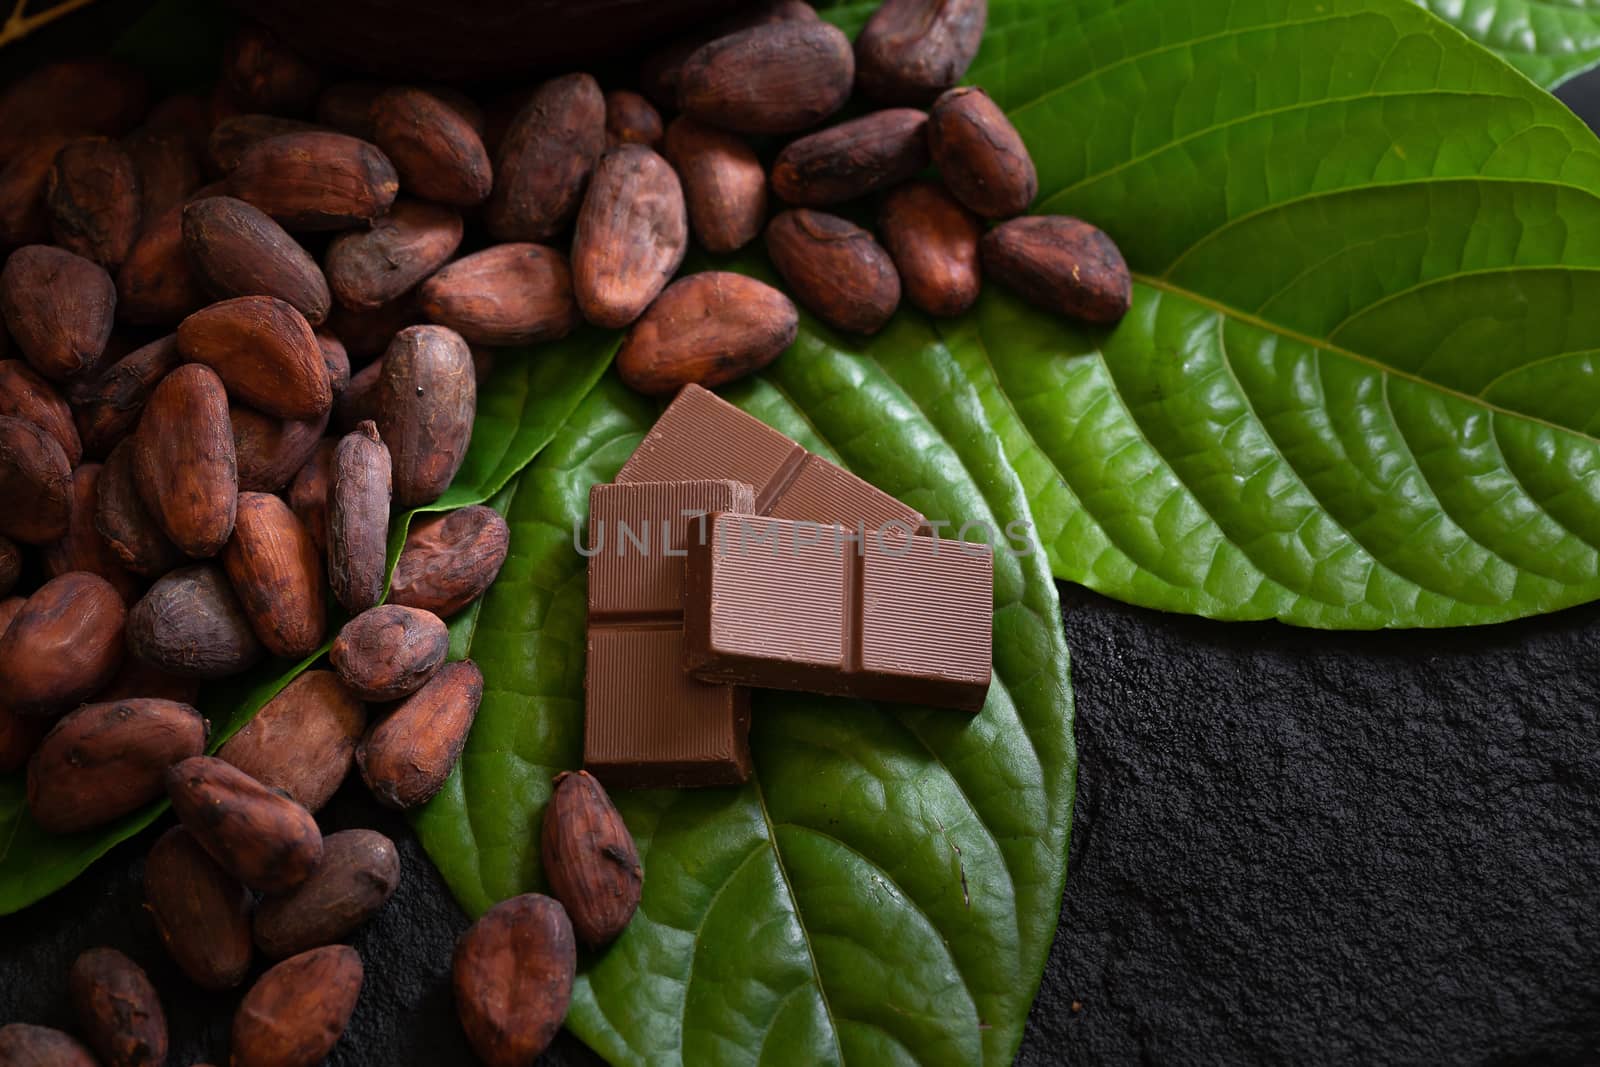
[
  {"x1": 0, "y1": 538, "x2": 17, "y2": 597},
  {"x1": 771, "y1": 108, "x2": 930, "y2": 206},
  {"x1": 856, "y1": 0, "x2": 987, "y2": 104},
  {"x1": 166, "y1": 755, "x2": 323, "y2": 893},
  {"x1": 316, "y1": 332, "x2": 351, "y2": 397},
  {"x1": 452, "y1": 894, "x2": 575, "y2": 1067},
  {"x1": 662, "y1": 117, "x2": 767, "y2": 255},
  {"x1": 0, "y1": 244, "x2": 115, "y2": 382},
  {"x1": 232, "y1": 403, "x2": 330, "y2": 493},
  {"x1": 231, "y1": 946, "x2": 363, "y2": 1067},
  {"x1": 0, "y1": 59, "x2": 147, "y2": 153},
  {"x1": 325, "y1": 199, "x2": 463, "y2": 312},
  {"x1": 222, "y1": 491, "x2": 326, "y2": 659},
  {"x1": 616, "y1": 272, "x2": 797, "y2": 395},
  {"x1": 640, "y1": 0, "x2": 819, "y2": 110},
  {"x1": 228, "y1": 131, "x2": 399, "y2": 231},
  {"x1": 315, "y1": 81, "x2": 385, "y2": 140},
  {"x1": 326, "y1": 292, "x2": 419, "y2": 360},
  {"x1": 223, "y1": 24, "x2": 320, "y2": 116},
  {"x1": 331, "y1": 604, "x2": 448, "y2": 702},
  {"x1": 372, "y1": 88, "x2": 493, "y2": 207},
  {"x1": 144, "y1": 93, "x2": 211, "y2": 155},
  {"x1": 144, "y1": 826, "x2": 255, "y2": 990},
  {"x1": 97, "y1": 438, "x2": 186, "y2": 575},
  {"x1": 765, "y1": 209, "x2": 901, "y2": 334},
  {"x1": 389, "y1": 505, "x2": 510, "y2": 618},
  {"x1": 0, "y1": 357, "x2": 80, "y2": 463},
  {"x1": 182, "y1": 195, "x2": 332, "y2": 324},
  {"x1": 42, "y1": 463, "x2": 141, "y2": 602},
  {"x1": 328, "y1": 420, "x2": 391, "y2": 614},
  {"x1": 485, "y1": 73, "x2": 605, "y2": 243},
  {"x1": 0, "y1": 414, "x2": 71, "y2": 544},
  {"x1": 358, "y1": 658, "x2": 483, "y2": 808},
  {"x1": 207, "y1": 114, "x2": 321, "y2": 175},
  {"x1": 927, "y1": 86, "x2": 1037, "y2": 219},
  {"x1": 879, "y1": 179, "x2": 981, "y2": 317},
  {"x1": 132, "y1": 363, "x2": 238, "y2": 557},
  {"x1": 68, "y1": 946, "x2": 168, "y2": 1067},
  {"x1": 45, "y1": 137, "x2": 142, "y2": 269},
  {"x1": 115, "y1": 202, "x2": 208, "y2": 326},
  {"x1": 334, "y1": 357, "x2": 383, "y2": 432},
  {"x1": 0, "y1": 594, "x2": 19, "y2": 632},
  {"x1": 288, "y1": 439, "x2": 336, "y2": 555},
  {"x1": 179, "y1": 295, "x2": 331, "y2": 419},
  {"x1": 0, "y1": 681, "x2": 47, "y2": 774},
  {"x1": 70, "y1": 334, "x2": 181, "y2": 459},
  {"x1": 417, "y1": 243, "x2": 578, "y2": 346},
  {"x1": 980, "y1": 215, "x2": 1132, "y2": 325},
  {"x1": 126, "y1": 564, "x2": 263, "y2": 679},
  {"x1": 27, "y1": 698, "x2": 205, "y2": 833},
  {"x1": 92, "y1": 656, "x2": 201, "y2": 705},
  {"x1": 572, "y1": 146, "x2": 687, "y2": 329},
  {"x1": 375, "y1": 325, "x2": 475, "y2": 508},
  {"x1": 0, "y1": 133, "x2": 73, "y2": 246},
  {"x1": 541, "y1": 770, "x2": 642, "y2": 947},
  {"x1": 215, "y1": 669, "x2": 365, "y2": 812},
  {"x1": 0, "y1": 571, "x2": 124, "y2": 715},
  {"x1": 125, "y1": 129, "x2": 201, "y2": 226},
  {"x1": 679, "y1": 21, "x2": 854, "y2": 135},
  {"x1": 0, "y1": 1024, "x2": 98, "y2": 1067},
  {"x1": 605, "y1": 90, "x2": 663, "y2": 149},
  {"x1": 254, "y1": 829, "x2": 400, "y2": 959}
]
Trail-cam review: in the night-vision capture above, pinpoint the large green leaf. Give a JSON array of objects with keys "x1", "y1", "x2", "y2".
[
  {"x1": 1414, "y1": 0, "x2": 1600, "y2": 89},
  {"x1": 414, "y1": 353, "x2": 1076, "y2": 1065}
]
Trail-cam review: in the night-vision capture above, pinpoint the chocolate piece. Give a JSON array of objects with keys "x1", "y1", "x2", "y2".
[
  {"x1": 685, "y1": 512, "x2": 992, "y2": 711},
  {"x1": 585, "y1": 479, "x2": 755, "y2": 789}
]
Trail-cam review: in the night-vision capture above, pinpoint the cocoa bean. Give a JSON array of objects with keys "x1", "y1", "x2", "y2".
[
  {"x1": 166, "y1": 755, "x2": 323, "y2": 892},
  {"x1": 616, "y1": 271, "x2": 796, "y2": 395},
  {"x1": 93, "y1": 656, "x2": 202, "y2": 705},
  {"x1": 0, "y1": 357, "x2": 81, "y2": 464},
  {"x1": 640, "y1": 0, "x2": 819, "y2": 110},
  {"x1": 207, "y1": 114, "x2": 321, "y2": 175},
  {"x1": 334, "y1": 357, "x2": 383, "y2": 433},
  {"x1": 126, "y1": 564, "x2": 263, "y2": 679},
  {"x1": 228, "y1": 131, "x2": 399, "y2": 231},
  {"x1": 0, "y1": 538, "x2": 17, "y2": 597},
  {"x1": 315, "y1": 82, "x2": 385, "y2": 140},
  {"x1": 0, "y1": 60, "x2": 147, "y2": 153},
  {"x1": 572, "y1": 146, "x2": 687, "y2": 329},
  {"x1": 452, "y1": 894, "x2": 575, "y2": 1067},
  {"x1": 124, "y1": 129, "x2": 201, "y2": 226},
  {"x1": 389, "y1": 504, "x2": 510, "y2": 618},
  {"x1": 605, "y1": 90, "x2": 663, "y2": 149},
  {"x1": 97, "y1": 438, "x2": 186, "y2": 575},
  {"x1": 0, "y1": 133, "x2": 73, "y2": 246},
  {"x1": 0, "y1": 1024, "x2": 98, "y2": 1067},
  {"x1": 232, "y1": 403, "x2": 330, "y2": 493},
  {"x1": 222, "y1": 491, "x2": 326, "y2": 659},
  {"x1": 879, "y1": 178, "x2": 982, "y2": 317},
  {"x1": 27, "y1": 698, "x2": 204, "y2": 833},
  {"x1": 0, "y1": 245, "x2": 115, "y2": 382},
  {"x1": 223, "y1": 24, "x2": 320, "y2": 116},
  {"x1": 325, "y1": 198, "x2": 463, "y2": 312},
  {"x1": 417, "y1": 243, "x2": 578, "y2": 346},
  {"x1": 765, "y1": 209, "x2": 901, "y2": 334},
  {"x1": 70, "y1": 334, "x2": 181, "y2": 459},
  {"x1": 485, "y1": 73, "x2": 605, "y2": 243},
  {"x1": 372, "y1": 88, "x2": 493, "y2": 207},
  {"x1": 328, "y1": 420, "x2": 391, "y2": 614},
  {"x1": 770, "y1": 108, "x2": 930, "y2": 206},
  {"x1": 143, "y1": 826, "x2": 255, "y2": 990},
  {"x1": 132, "y1": 363, "x2": 238, "y2": 557},
  {"x1": 0, "y1": 594, "x2": 19, "y2": 632},
  {"x1": 116, "y1": 203, "x2": 208, "y2": 326},
  {"x1": 980, "y1": 215, "x2": 1132, "y2": 325},
  {"x1": 0, "y1": 414, "x2": 71, "y2": 544},
  {"x1": 68, "y1": 946, "x2": 168, "y2": 1067},
  {"x1": 253, "y1": 829, "x2": 400, "y2": 959},
  {"x1": 679, "y1": 21, "x2": 854, "y2": 135},
  {"x1": 856, "y1": 0, "x2": 987, "y2": 104},
  {"x1": 358, "y1": 658, "x2": 482, "y2": 808},
  {"x1": 46, "y1": 137, "x2": 142, "y2": 270},
  {"x1": 182, "y1": 195, "x2": 332, "y2": 324},
  {"x1": 0, "y1": 572, "x2": 125, "y2": 715},
  {"x1": 144, "y1": 94, "x2": 212, "y2": 156},
  {"x1": 331, "y1": 604, "x2": 448, "y2": 702},
  {"x1": 231, "y1": 946, "x2": 363, "y2": 1067},
  {"x1": 215, "y1": 669, "x2": 364, "y2": 812},
  {"x1": 0, "y1": 688, "x2": 47, "y2": 773},
  {"x1": 541, "y1": 770, "x2": 642, "y2": 947},
  {"x1": 178, "y1": 295, "x2": 332, "y2": 419},
  {"x1": 662, "y1": 117, "x2": 767, "y2": 255},
  {"x1": 326, "y1": 292, "x2": 418, "y2": 360},
  {"x1": 42, "y1": 463, "x2": 142, "y2": 602},
  {"x1": 288, "y1": 439, "x2": 336, "y2": 556},
  {"x1": 375, "y1": 325, "x2": 475, "y2": 508},
  {"x1": 316, "y1": 332, "x2": 351, "y2": 397},
  {"x1": 927, "y1": 86, "x2": 1037, "y2": 219}
]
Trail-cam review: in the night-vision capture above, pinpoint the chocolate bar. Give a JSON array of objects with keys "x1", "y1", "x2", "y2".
[
  {"x1": 684, "y1": 512, "x2": 992, "y2": 712},
  {"x1": 585, "y1": 479, "x2": 755, "y2": 789}
]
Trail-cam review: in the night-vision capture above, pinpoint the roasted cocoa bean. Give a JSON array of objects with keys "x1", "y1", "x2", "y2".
[
  {"x1": 70, "y1": 334, "x2": 181, "y2": 459},
  {"x1": 316, "y1": 332, "x2": 351, "y2": 397},
  {"x1": 770, "y1": 108, "x2": 930, "y2": 206},
  {"x1": 207, "y1": 114, "x2": 321, "y2": 175},
  {"x1": 42, "y1": 463, "x2": 141, "y2": 602},
  {"x1": 679, "y1": 21, "x2": 854, "y2": 135},
  {"x1": 358, "y1": 658, "x2": 483, "y2": 808},
  {"x1": 879, "y1": 179, "x2": 982, "y2": 317},
  {"x1": 232, "y1": 403, "x2": 330, "y2": 493},
  {"x1": 231, "y1": 946, "x2": 363, "y2": 1067},
  {"x1": 0, "y1": 244, "x2": 115, "y2": 382},
  {"x1": 144, "y1": 826, "x2": 255, "y2": 990},
  {"x1": 325, "y1": 199, "x2": 463, "y2": 312},
  {"x1": 375, "y1": 325, "x2": 475, "y2": 508},
  {"x1": 326, "y1": 292, "x2": 419, "y2": 360},
  {"x1": 222, "y1": 491, "x2": 326, "y2": 659},
  {"x1": 68, "y1": 947, "x2": 168, "y2": 1067},
  {"x1": 115, "y1": 203, "x2": 208, "y2": 326},
  {"x1": 0, "y1": 1024, "x2": 98, "y2": 1067},
  {"x1": 182, "y1": 195, "x2": 332, "y2": 324},
  {"x1": 662, "y1": 117, "x2": 767, "y2": 255},
  {"x1": 223, "y1": 24, "x2": 320, "y2": 116},
  {"x1": 0, "y1": 537, "x2": 17, "y2": 597},
  {"x1": 331, "y1": 605, "x2": 448, "y2": 702},
  {"x1": 0, "y1": 594, "x2": 19, "y2": 631},
  {"x1": 97, "y1": 438, "x2": 186, "y2": 575},
  {"x1": 0, "y1": 133, "x2": 73, "y2": 246},
  {"x1": 0, "y1": 414, "x2": 71, "y2": 544},
  {"x1": 605, "y1": 90, "x2": 663, "y2": 149},
  {"x1": 389, "y1": 505, "x2": 510, "y2": 617},
  {"x1": 372, "y1": 88, "x2": 494, "y2": 207},
  {"x1": 126, "y1": 564, "x2": 263, "y2": 679},
  {"x1": 542, "y1": 770, "x2": 642, "y2": 948},
  {"x1": 328, "y1": 420, "x2": 391, "y2": 614},
  {"x1": 178, "y1": 295, "x2": 331, "y2": 419},
  {"x1": 765, "y1": 209, "x2": 901, "y2": 334},
  {"x1": 0, "y1": 571, "x2": 124, "y2": 716},
  {"x1": 167, "y1": 755, "x2": 323, "y2": 893},
  {"x1": 46, "y1": 137, "x2": 142, "y2": 269},
  {"x1": 93, "y1": 656, "x2": 202, "y2": 705},
  {"x1": 229, "y1": 131, "x2": 399, "y2": 231},
  {"x1": 485, "y1": 73, "x2": 605, "y2": 243},
  {"x1": 27, "y1": 698, "x2": 205, "y2": 833},
  {"x1": 453, "y1": 894, "x2": 575, "y2": 1067},
  {"x1": 640, "y1": 0, "x2": 819, "y2": 109},
  {"x1": 288, "y1": 439, "x2": 336, "y2": 555},
  {"x1": 216, "y1": 669, "x2": 365, "y2": 812},
  {"x1": 418, "y1": 243, "x2": 578, "y2": 346},
  {"x1": 927, "y1": 86, "x2": 1037, "y2": 219},
  {"x1": 0, "y1": 357, "x2": 80, "y2": 464},
  {"x1": 856, "y1": 0, "x2": 987, "y2": 104},
  {"x1": 254, "y1": 829, "x2": 400, "y2": 959},
  {"x1": 125, "y1": 129, "x2": 201, "y2": 225},
  {"x1": 616, "y1": 272, "x2": 797, "y2": 395},
  {"x1": 980, "y1": 215, "x2": 1132, "y2": 325},
  {"x1": 572, "y1": 146, "x2": 687, "y2": 329},
  {"x1": 132, "y1": 363, "x2": 238, "y2": 557}
]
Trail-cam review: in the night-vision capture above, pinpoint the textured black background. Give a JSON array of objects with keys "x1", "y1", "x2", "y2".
[{"x1": 5, "y1": 7, "x2": 1600, "y2": 1065}]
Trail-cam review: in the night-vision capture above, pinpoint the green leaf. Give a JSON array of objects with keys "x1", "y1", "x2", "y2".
[
  {"x1": 413, "y1": 352, "x2": 1075, "y2": 1066},
  {"x1": 0, "y1": 334, "x2": 615, "y2": 916},
  {"x1": 1412, "y1": 0, "x2": 1600, "y2": 89}
]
